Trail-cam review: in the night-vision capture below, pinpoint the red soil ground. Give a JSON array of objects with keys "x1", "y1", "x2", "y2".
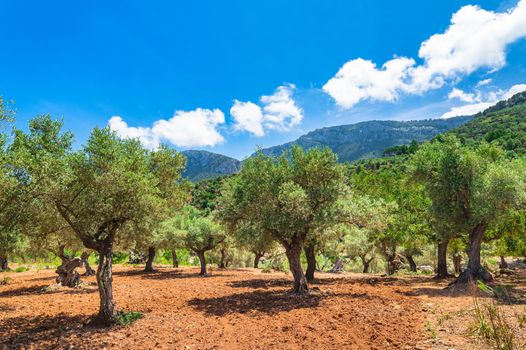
[{"x1": 0, "y1": 266, "x2": 525, "y2": 349}]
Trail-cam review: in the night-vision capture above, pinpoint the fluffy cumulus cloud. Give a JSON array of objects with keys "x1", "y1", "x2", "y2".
[
  {"x1": 230, "y1": 84, "x2": 303, "y2": 137},
  {"x1": 323, "y1": 0, "x2": 526, "y2": 109},
  {"x1": 230, "y1": 100, "x2": 265, "y2": 136},
  {"x1": 108, "y1": 108, "x2": 225, "y2": 149},
  {"x1": 322, "y1": 57, "x2": 415, "y2": 109},
  {"x1": 441, "y1": 83, "x2": 526, "y2": 118}
]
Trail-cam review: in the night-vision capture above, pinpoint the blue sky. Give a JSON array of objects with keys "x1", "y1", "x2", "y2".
[{"x1": 1, "y1": 0, "x2": 525, "y2": 159}]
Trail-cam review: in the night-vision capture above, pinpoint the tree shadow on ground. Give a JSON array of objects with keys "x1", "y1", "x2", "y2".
[
  {"x1": 226, "y1": 274, "x2": 426, "y2": 290},
  {"x1": 189, "y1": 285, "x2": 389, "y2": 317},
  {"x1": 397, "y1": 275, "x2": 526, "y2": 304},
  {"x1": 188, "y1": 289, "x2": 324, "y2": 316},
  {"x1": 227, "y1": 278, "x2": 291, "y2": 289},
  {"x1": 0, "y1": 284, "x2": 97, "y2": 298},
  {"x1": 0, "y1": 313, "x2": 113, "y2": 349},
  {"x1": 113, "y1": 268, "x2": 232, "y2": 280}
]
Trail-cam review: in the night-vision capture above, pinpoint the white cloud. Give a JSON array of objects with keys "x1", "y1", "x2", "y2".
[
  {"x1": 230, "y1": 84, "x2": 303, "y2": 136},
  {"x1": 448, "y1": 88, "x2": 477, "y2": 103},
  {"x1": 108, "y1": 116, "x2": 159, "y2": 149},
  {"x1": 322, "y1": 57, "x2": 415, "y2": 109},
  {"x1": 230, "y1": 100, "x2": 265, "y2": 137},
  {"x1": 441, "y1": 83, "x2": 526, "y2": 118},
  {"x1": 502, "y1": 83, "x2": 526, "y2": 99},
  {"x1": 108, "y1": 108, "x2": 225, "y2": 149},
  {"x1": 323, "y1": 0, "x2": 526, "y2": 109},
  {"x1": 476, "y1": 78, "x2": 492, "y2": 87},
  {"x1": 441, "y1": 102, "x2": 493, "y2": 119}
]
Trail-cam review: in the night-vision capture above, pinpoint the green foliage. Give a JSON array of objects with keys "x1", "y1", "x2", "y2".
[
  {"x1": 383, "y1": 140, "x2": 420, "y2": 157},
  {"x1": 159, "y1": 206, "x2": 224, "y2": 254},
  {"x1": 185, "y1": 216, "x2": 225, "y2": 253},
  {"x1": 452, "y1": 91, "x2": 526, "y2": 157},
  {"x1": 0, "y1": 97, "x2": 29, "y2": 262},
  {"x1": 190, "y1": 176, "x2": 226, "y2": 213},
  {"x1": 410, "y1": 135, "x2": 526, "y2": 238},
  {"x1": 471, "y1": 296, "x2": 515, "y2": 350},
  {"x1": 219, "y1": 146, "x2": 347, "y2": 248},
  {"x1": 115, "y1": 311, "x2": 143, "y2": 326}
]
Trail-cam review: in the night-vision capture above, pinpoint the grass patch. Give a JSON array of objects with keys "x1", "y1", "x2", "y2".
[
  {"x1": 14, "y1": 267, "x2": 28, "y2": 273},
  {"x1": 470, "y1": 281, "x2": 516, "y2": 350},
  {"x1": 115, "y1": 311, "x2": 143, "y2": 326},
  {"x1": 424, "y1": 320, "x2": 437, "y2": 341}
]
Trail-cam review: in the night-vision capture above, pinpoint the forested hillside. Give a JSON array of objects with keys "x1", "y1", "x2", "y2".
[
  {"x1": 181, "y1": 150, "x2": 241, "y2": 182},
  {"x1": 451, "y1": 91, "x2": 526, "y2": 156}
]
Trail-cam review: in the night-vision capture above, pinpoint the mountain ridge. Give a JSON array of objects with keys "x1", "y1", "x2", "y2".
[{"x1": 181, "y1": 116, "x2": 472, "y2": 182}]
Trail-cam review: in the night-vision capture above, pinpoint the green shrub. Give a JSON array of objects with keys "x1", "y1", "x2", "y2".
[
  {"x1": 115, "y1": 311, "x2": 143, "y2": 326},
  {"x1": 14, "y1": 267, "x2": 28, "y2": 273}
]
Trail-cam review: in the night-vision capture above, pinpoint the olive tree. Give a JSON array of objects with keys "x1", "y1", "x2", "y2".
[
  {"x1": 0, "y1": 97, "x2": 27, "y2": 270},
  {"x1": 12, "y1": 116, "x2": 184, "y2": 324},
  {"x1": 162, "y1": 206, "x2": 225, "y2": 274},
  {"x1": 218, "y1": 146, "x2": 347, "y2": 293},
  {"x1": 410, "y1": 135, "x2": 526, "y2": 284}
]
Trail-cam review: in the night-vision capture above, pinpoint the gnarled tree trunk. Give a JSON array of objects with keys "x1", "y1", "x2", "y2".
[
  {"x1": 384, "y1": 253, "x2": 397, "y2": 275},
  {"x1": 56, "y1": 245, "x2": 82, "y2": 287},
  {"x1": 0, "y1": 256, "x2": 8, "y2": 271},
  {"x1": 453, "y1": 254, "x2": 462, "y2": 275},
  {"x1": 95, "y1": 241, "x2": 116, "y2": 325},
  {"x1": 499, "y1": 256, "x2": 508, "y2": 269},
  {"x1": 144, "y1": 246, "x2": 156, "y2": 272},
  {"x1": 56, "y1": 257, "x2": 82, "y2": 287},
  {"x1": 219, "y1": 248, "x2": 226, "y2": 269},
  {"x1": 454, "y1": 224, "x2": 492, "y2": 285},
  {"x1": 81, "y1": 252, "x2": 95, "y2": 276},
  {"x1": 197, "y1": 251, "x2": 207, "y2": 275},
  {"x1": 171, "y1": 249, "x2": 179, "y2": 268},
  {"x1": 285, "y1": 243, "x2": 308, "y2": 294},
  {"x1": 406, "y1": 255, "x2": 417, "y2": 272},
  {"x1": 304, "y1": 244, "x2": 316, "y2": 282},
  {"x1": 436, "y1": 239, "x2": 451, "y2": 278},
  {"x1": 360, "y1": 255, "x2": 373, "y2": 273},
  {"x1": 253, "y1": 251, "x2": 263, "y2": 268},
  {"x1": 330, "y1": 257, "x2": 344, "y2": 273}
]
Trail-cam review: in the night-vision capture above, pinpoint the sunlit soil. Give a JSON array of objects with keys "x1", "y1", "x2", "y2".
[{"x1": 1, "y1": 265, "x2": 525, "y2": 349}]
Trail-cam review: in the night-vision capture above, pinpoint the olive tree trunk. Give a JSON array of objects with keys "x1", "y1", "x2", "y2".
[
  {"x1": 81, "y1": 252, "x2": 95, "y2": 276},
  {"x1": 453, "y1": 254, "x2": 462, "y2": 275},
  {"x1": 384, "y1": 253, "x2": 397, "y2": 275},
  {"x1": 330, "y1": 257, "x2": 344, "y2": 273},
  {"x1": 436, "y1": 239, "x2": 451, "y2": 278},
  {"x1": 197, "y1": 251, "x2": 207, "y2": 275},
  {"x1": 171, "y1": 249, "x2": 179, "y2": 268},
  {"x1": 360, "y1": 255, "x2": 373, "y2": 273},
  {"x1": 56, "y1": 257, "x2": 82, "y2": 287},
  {"x1": 0, "y1": 256, "x2": 8, "y2": 271},
  {"x1": 499, "y1": 256, "x2": 508, "y2": 269},
  {"x1": 454, "y1": 224, "x2": 492, "y2": 284},
  {"x1": 285, "y1": 243, "x2": 308, "y2": 294},
  {"x1": 304, "y1": 244, "x2": 316, "y2": 282},
  {"x1": 219, "y1": 249, "x2": 226, "y2": 269},
  {"x1": 406, "y1": 255, "x2": 417, "y2": 272},
  {"x1": 144, "y1": 246, "x2": 156, "y2": 272},
  {"x1": 95, "y1": 242, "x2": 116, "y2": 325},
  {"x1": 253, "y1": 252, "x2": 263, "y2": 268}
]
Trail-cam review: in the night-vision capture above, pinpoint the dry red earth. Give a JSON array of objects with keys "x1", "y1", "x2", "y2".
[{"x1": 0, "y1": 266, "x2": 525, "y2": 349}]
